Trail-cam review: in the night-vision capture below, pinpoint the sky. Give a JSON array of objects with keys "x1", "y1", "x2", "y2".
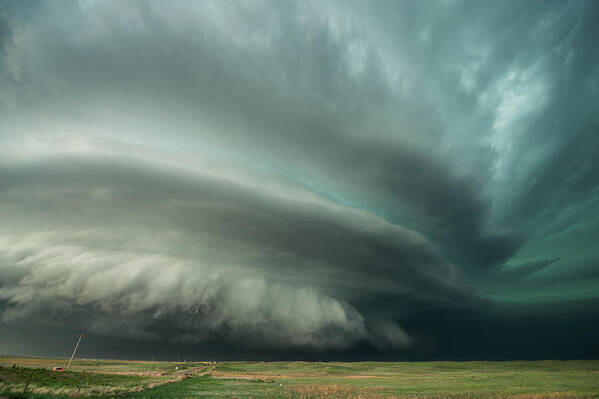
[{"x1": 1, "y1": 0, "x2": 598, "y2": 361}]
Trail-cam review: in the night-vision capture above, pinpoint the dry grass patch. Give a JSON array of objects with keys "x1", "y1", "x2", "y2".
[
  {"x1": 282, "y1": 383, "x2": 385, "y2": 398},
  {"x1": 399, "y1": 393, "x2": 597, "y2": 399}
]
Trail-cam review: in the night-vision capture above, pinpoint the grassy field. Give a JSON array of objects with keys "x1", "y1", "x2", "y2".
[{"x1": 1, "y1": 357, "x2": 598, "y2": 398}]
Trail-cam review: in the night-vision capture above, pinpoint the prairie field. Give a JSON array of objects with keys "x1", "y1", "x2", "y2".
[{"x1": 1, "y1": 357, "x2": 598, "y2": 398}]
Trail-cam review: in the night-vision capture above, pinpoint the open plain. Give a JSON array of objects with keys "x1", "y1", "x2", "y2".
[{"x1": 1, "y1": 357, "x2": 598, "y2": 398}]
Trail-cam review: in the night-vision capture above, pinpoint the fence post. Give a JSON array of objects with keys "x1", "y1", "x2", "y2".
[
  {"x1": 23, "y1": 370, "x2": 35, "y2": 394},
  {"x1": 77, "y1": 371, "x2": 86, "y2": 395}
]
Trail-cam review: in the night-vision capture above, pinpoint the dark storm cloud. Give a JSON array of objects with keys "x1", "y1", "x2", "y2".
[
  {"x1": 0, "y1": 153, "x2": 469, "y2": 349},
  {"x1": 1, "y1": 0, "x2": 598, "y2": 357},
  {"x1": 0, "y1": 0, "x2": 520, "y2": 269},
  {"x1": 356, "y1": 0, "x2": 599, "y2": 271}
]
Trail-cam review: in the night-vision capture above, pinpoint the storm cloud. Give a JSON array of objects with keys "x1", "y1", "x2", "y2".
[
  {"x1": 1, "y1": 0, "x2": 598, "y2": 358},
  {"x1": 0, "y1": 150, "x2": 464, "y2": 350}
]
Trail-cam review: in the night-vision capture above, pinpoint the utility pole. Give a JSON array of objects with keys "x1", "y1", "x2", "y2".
[{"x1": 67, "y1": 334, "x2": 84, "y2": 370}]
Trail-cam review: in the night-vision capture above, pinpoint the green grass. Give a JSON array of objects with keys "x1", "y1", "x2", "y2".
[
  {"x1": 0, "y1": 366, "x2": 166, "y2": 397},
  {"x1": 1, "y1": 358, "x2": 598, "y2": 398}
]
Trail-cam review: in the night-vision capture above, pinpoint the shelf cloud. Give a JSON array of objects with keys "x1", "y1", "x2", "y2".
[{"x1": 1, "y1": 0, "x2": 598, "y2": 358}]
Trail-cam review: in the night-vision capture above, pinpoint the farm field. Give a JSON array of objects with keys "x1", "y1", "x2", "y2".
[{"x1": 1, "y1": 357, "x2": 598, "y2": 398}]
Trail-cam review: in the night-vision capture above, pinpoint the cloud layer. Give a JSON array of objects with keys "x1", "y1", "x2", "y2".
[
  {"x1": 0, "y1": 150, "x2": 464, "y2": 349},
  {"x1": 1, "y1": 0, "x2": 598, "y2": 356}
]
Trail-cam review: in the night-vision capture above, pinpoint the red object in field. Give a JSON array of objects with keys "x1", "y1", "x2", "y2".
[{"x1": 53, "y1": 367, "x2": 64, "y2": 372}]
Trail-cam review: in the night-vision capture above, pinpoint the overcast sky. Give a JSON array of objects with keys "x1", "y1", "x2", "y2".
[{"x1": 1, "y1": 0, "x2": 598, "y2": 360}]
